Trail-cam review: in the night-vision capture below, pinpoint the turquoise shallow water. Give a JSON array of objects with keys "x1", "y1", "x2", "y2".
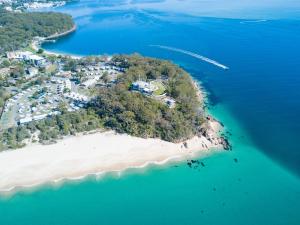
[
  {"x1": 1, "y1": 105, "x2": 300, "y2": 225},
  {"x1": 1, "y1": 1, "x2": 300, "y2": 224}
]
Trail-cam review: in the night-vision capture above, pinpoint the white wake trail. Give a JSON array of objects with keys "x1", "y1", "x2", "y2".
[
  {"x1": 240, "y1": 19, "x2": 267, "y2": 24},
  {"x1": 151, "y1": 45, "x2": 229, "y2": 70}
]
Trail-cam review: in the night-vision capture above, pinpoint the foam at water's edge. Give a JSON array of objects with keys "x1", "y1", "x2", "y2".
[{"x1": 0, "y1": 151, "x2": 216, "y2": 196}]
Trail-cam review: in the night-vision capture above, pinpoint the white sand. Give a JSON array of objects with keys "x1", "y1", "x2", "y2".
[
  {"x1": 0, "y1": 127, "x2": 222, "y2": 193},
  {"x1": 31, "y1": 40, "x2": 82, "y2": 59}
]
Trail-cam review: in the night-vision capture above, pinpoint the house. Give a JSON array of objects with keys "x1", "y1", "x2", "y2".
[
  {"x1": 7, "y1": 79, "x2": 16, "y2": 85},
  {"x1": 25, "y1": 67, "x2": 38, "y2": 79},
  {"x1": 163, "y1": 97, "x2": 176, "y2": 108}
]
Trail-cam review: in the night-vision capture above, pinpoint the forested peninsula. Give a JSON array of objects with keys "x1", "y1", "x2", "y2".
[
  {"x1": 0, "y1": 9, "x2": 229, "y2": 151},
  {"x1": 0, "y1": 9, "x2": 74, "y2": 54}
]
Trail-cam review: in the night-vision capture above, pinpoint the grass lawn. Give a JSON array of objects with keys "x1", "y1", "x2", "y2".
[{"x1": 151, "y1": 80, "x2": 166, "y2": 96}]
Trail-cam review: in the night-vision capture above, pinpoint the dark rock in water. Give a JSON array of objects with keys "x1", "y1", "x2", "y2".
[
  {"x1": 200, "y1": 210, "x2": 204, "y2": 214},
  {"x1": 183, "y1": 142, "x2": 188, "y2": 148},
  {"x1": 201, "y1": 162, "x2": 205, "y2": 167},
  {"x1": 222, "y1": 202, "x2": 226, "y2": 207},
  {"x1": 226, "y1": 131, "x2": 233, "y2": 136},
  {"x1": 191, "y1": 160, "x2": 200, "y2": 164},
  {"x1": 213, "y1": 187, "x2": 217, "y2": 191},
  {"x1": 234, "y1": 158, "x2": 238, "y2": 163},
  {"x1": 238, "y1": 178, "x2": 242, "y2": 182},
  {"x1": 220, "y1": 137, "x2": 232, "y2": 151},
  {"x1": 187, "y1": 160, "x2": 201, "y2": 169}
]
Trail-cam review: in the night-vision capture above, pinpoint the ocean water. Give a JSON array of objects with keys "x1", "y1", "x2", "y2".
[{"x1": 1, "y1": 1, "x2": 300, "y2": 224}]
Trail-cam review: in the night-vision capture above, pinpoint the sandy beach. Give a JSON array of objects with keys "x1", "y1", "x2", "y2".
[
  {"x1": 31, "y1": 39, "x2": 82, "y2": 59},
  {"x1": 0, "y1": 120, "x2": 223, "y2": 193}
]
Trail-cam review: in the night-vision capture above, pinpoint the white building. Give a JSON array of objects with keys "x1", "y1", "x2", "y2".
[
  {"x1": 33, "y1": 114, "x2": 48, "y2": 121},
  {"x1": 64, "y1": 92, "x2": 89, "y2": 103},
  {"x1": 19, "y1": 117, "x2": 32, "y2": 125},
  {"x1": 132, "y1": 81, "x2": 156, "y2": 95},
  {"x1": 6, "y1": 51, "x2": 46, "y2": 66}
]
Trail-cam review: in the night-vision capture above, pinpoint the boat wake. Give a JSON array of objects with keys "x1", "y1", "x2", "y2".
[
  {"x1": 150, "y1": 45, "x2": 229, "y2": 70},
  {"x1": 240, "y1": 19, "x2": 268, "y2": 24}
]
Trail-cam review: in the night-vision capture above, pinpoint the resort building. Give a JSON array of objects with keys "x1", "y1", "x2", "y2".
[
  {"x1": 6, "y1": 51, "x2": 46, "y2": 67},
  {"x1": 132, "y1": 81, "x2": 156, "y2": 95},
  {"x1": 19, "y1": 117, "x2": 32, "y2": 125},
  {"x1": 27, "y1": 54, "x2": 46, "y2": 67}
]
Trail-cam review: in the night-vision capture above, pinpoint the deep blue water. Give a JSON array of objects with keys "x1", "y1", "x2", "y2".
[{"x1": 1, "y1": 1, "x2": 300, "y2": 224}]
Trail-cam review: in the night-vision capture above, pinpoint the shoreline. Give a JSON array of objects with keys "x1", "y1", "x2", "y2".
[
  {"x1": 0, "y1": 120, "x2": 223, "y2": 194},
  {"x1": 31, "y1": 24, "x2": 82, "y2": 59},
  {"x1": 46, "y1": 24, "x2": 77, "y2": 40}
]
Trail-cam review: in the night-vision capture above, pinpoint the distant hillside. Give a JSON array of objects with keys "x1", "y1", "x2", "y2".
[{"x1": 0, "y1": 9, "x2": 74, "y2": 54}]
